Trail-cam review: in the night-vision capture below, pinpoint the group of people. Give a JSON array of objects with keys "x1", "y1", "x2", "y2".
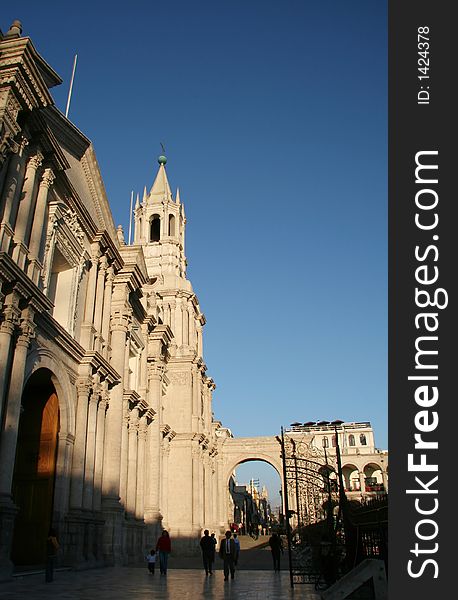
[{"x1": 146, "y1": 528, "x2": 284, "y2": 579}]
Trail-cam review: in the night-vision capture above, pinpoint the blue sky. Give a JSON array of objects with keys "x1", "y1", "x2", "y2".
[{"x1": 3, "y1": 1, "x2": 387, "y2": 502}]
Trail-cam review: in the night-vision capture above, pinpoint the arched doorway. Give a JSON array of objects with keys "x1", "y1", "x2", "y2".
[
  {"x1": 11, "y1": 368, "x2": 60, "y2": 564},
  {"x1": 228, "y1": 459, "x2": 281, "y2": 536}
]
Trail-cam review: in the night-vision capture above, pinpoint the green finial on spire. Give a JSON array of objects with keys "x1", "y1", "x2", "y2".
[{"x1": 158, "y1": 142, "x2": 167, "y2": 165}]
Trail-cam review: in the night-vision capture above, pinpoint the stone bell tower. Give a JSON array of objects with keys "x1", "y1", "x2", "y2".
[
  {"x1": 134, "y1": 154, "x2": 187, "y2": 284},
  {"x1": 134, "y1": 154, "x2": 217, "y2": 547}
]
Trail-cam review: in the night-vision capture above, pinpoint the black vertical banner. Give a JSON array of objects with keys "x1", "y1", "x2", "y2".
[{"x1": 389, "y1": 2, "x2": 456, "y2": 597}]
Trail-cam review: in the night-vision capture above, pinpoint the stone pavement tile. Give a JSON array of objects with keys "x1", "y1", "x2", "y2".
[{"x1": 0, "y1": 567, "x2": 323, "y2": 599}]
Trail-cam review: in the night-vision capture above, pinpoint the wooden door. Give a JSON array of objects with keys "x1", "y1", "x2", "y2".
[{"x1": 12, "y1": 391, "x2": 59, "y2": 565}]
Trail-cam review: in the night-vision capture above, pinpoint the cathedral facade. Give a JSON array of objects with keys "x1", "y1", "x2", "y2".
[
  {"x1": 0, "y1": 20, "x2": 231, "y2": 579},
  {"x1": 0, "y1": 20, "x2": 388, "y2": 580}
]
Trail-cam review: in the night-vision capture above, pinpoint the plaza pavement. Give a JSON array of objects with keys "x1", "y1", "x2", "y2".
[{"x1": 0, "y1": 566, "x2": 323, "y2": 599}]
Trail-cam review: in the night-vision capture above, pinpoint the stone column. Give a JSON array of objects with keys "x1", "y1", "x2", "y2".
[
  {"x1": 93, "y1": 256, "x2": 107, "y2": 353},
  {"x1": 0, "y1": 137, "x2": 27, "y2": 252},
  {"x1": 27, "y1": 168, "x2": 55, "y2": 285},
  {"x1": 174, "y1": 301, "x2": 182, "y2": 346},
  {"x1": 12, "y1": 152, "x2": 43, "y2": 269},
  {"x1": 101, "y1": 302, "x2": 129, "y2": 565},
  {"x1": 82, "y1": 381, "x2": 101, "y2": 511},
  {"x1": 135, "y1": 417, "x2": 147, "y2": 520},
  {"x1": 101, "y1": 301, "x2": 130, "y2": 500},
  {"x1": 211, "y1": 463, "x2": 218, "y2": 531},
  {"x1": 101, "y1": 266, "x2": 114, "y2": 358},
  {"x1": 191, "y1": 442, "x2": 200, "y2": 529},
  {"x1": 0, "y1": 305, "x2": 35, "y2": 493},
  {"x1": 216, "y1": 457, "x2": 224, "y2": 529},
  {"x1": 80, "y1": 243, "x2": 100, "y2": 349},
  {"x1": 119, "y1": 400, "x2": 129, "y2": 508},
  {"x1": 144, "y1": 366, "x2": 162, "y2": 533},
  {"x1": 123, "y1": 334, "x2": 131, "y2": 388},
  {"x1": 160, "y1": 438, "x2": 170, "y2": 529},
  {"x1": 182, "y1": 306, "x2": 189, "y2": 346},
  {"x1": 0, "y1": 305, "x2": 35, "y2": 576},
  {"x1": 0, "y1": 290, "x2": 20, "y2": 424},
  {"x1": 126, "y1": 408, "x2": 139, "y2": 516},
  {"x1": 93, "y1": 393, "x2": 108, "y2": 513},
  {"x1": 359, "y1": 471, "x2": 366, "y2": 494},
  {"x1": 196, "y1": 323, "x2": 202, "y2": 357},
  {"x1": 69, "y1": 380, "x2": 91, "y2": 510},
  {"x1": 192, "y1": 368, "x2": 199, "y2": 430}
]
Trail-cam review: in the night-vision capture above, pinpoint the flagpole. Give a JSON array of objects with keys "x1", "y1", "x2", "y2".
[{"x1": 65, "y1": 54, "x2": 78, "y2": 119}]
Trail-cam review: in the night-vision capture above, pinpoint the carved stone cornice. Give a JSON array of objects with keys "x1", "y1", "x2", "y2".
[{"x1": 0, "y1": 35, "x2": 61, "y2": 108}]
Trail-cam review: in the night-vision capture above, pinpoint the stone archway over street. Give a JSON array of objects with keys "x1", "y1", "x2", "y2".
[{"x1": 217, "y1": 436, "x2": 284, "y2": 530}]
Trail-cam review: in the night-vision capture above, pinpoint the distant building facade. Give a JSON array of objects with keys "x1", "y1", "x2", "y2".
[
  {"x1": 286, "y1": 422, "x2": 388, "y2": 501},
  {"x1": 0, "y1": 20, "x2": 388, "y2": 579}
]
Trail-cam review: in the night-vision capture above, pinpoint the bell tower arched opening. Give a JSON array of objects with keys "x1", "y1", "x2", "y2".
[
  {"x1": 168, "y1": 214, "x2": 176, "y2": 237},
  {"x1": 11, "y1": 368, "x2": 60, "y2": 565},
  {"x1": 150, "y1": 214, "x2": 161, "y2": 242}
]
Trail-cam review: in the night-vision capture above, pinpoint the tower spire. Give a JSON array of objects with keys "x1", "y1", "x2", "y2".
[{"x1": 149, "y1": 149, "x2": 172, "y2": 201}]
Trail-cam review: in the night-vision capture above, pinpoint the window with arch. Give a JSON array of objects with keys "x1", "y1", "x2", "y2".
[
  {"x1": 168, "y1": 214, "x2": 176, "y2": 237},
  {"x1": 348, "y1": 434, "x2": 356, "y2": 446},
  {"x1": 360, "y1": 433, "x2": 367, "y2": 445},
  {"x1": 150, "y1": 214, "x2": 160, "y2": 242},
  {"x1": 322, "y1": 436, "x2": 329, "y2": 448}
]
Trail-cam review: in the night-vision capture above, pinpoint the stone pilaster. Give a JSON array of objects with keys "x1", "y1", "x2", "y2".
[
  {"x1": 82, "y1": 380, "x2": 101, "y2": 510},
  {"x1": 101, "y1": 266, "x2": 114, "y2": 358},
  {"x1": 135, "y1": 417, "x2": 147, "y2": 520},
  {"x1": 101, "y1": 298, "x2": 130, "y2": 564},
  {"x1": 80, "y1": 243, "x2": 100, "y2": 349},
  {"x1": 191, "y1": 441, "x2": 201, "y2": 529},
  {"x1": 11, "y1": 152, "x2": 43, "y2": 269},
  {"x1": 126, "y1": 408, "x2": 139, "y2": 516},
  {"x1": 0, "y1": 136, "x2": 27, "y2": 253},
  {"x1": 92, "y1": 393, "x2": 108, "y2": 512},
  {"x1": 93, "y1": 256, "x2": 107, "y2": 353},
  {"x1": 0, "y1": 289, "x2": 21, "y2": 424},
  {"x1": 0, "y1": 305, "x2": 35, "y2": 497},
  {"x1": 69, "y1": 379, "x2": 91, "y2": 510},
  {"x1": 0, "y1": 305, "x2": 35, "y2": 581},
  {"x1": 119, "y1": 400, "x2": 129, "y2": 508},
  {"x1": 144, "y1": 365, "x2": 162, "y2": 532},
  {"x1": 160, "y1": 436, "x2": 170, "y2": 531},
  {"x1": 27, "y1": 167, "x2": 55, "y2": 285}
]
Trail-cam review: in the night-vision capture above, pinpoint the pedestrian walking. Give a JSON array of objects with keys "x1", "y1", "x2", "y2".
[
  {"x1": 268, "y1": 532, "x2": 284, "y2": 572},
  {"x1": 200, "y1": 529, "x2": 214, "y2": 575},
  {"x1": 145, "y1": 548, "x2": 156, "y2": 574},
  {"x1": 233, "y1": 533, "x2": 240, "y2": 565},
  {"x1": 156, "y1": 530, "x2": 171, "y2": 575},
  {"x1": 45, "y1": 528, "x2": 59, "y2": 583},
  {"x1": 219, "y1": 530, "x2": 237, "y2": 581},
  {"x1": 210, "y1": 532, "x2": 217, "y2": 571}
]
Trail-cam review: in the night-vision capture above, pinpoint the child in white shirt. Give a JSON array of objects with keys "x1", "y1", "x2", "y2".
[{"x1": 146, "y1": 549, "x2": 156, "y2": 574}]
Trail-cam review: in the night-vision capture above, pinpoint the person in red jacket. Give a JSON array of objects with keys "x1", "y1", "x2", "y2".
[{"x1": 156, "y1": 530, "x2": 172, "y2": 574}]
